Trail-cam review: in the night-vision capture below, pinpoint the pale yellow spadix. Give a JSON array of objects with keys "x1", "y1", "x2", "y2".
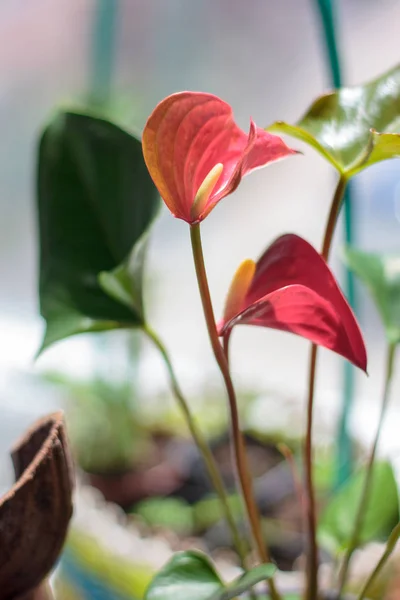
[
  {"x1": 223, "y1": 259, "x2": 256, "y2": 323},
  {"x1": 190, "y1": 163, "x2": 224, "y2": 221}
]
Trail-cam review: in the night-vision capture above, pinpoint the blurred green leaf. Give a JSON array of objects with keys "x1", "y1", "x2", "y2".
[
  {"x1": 343, "y1": 247, "x2": 400, "y2": 344},
  {"x1": 37, "y1": 111, "x2": 159, "y2": 353},
  {"x1": 313, "y1": 446, "x2": 335, "y2": 493},
  {"x1": 135, "y1": 497, "x2": 194, "y2": 535},
  {"x1": 318, "y1": 461, "x2": 399, "y2": 554},
  {"x1": 145, "y1": 550, "x2": 275, "y2": 600},
  {"x1": 269, "y1": 64, "x2": 400, "y2": 176},
  {"x1": 194, "y1": 493, "x2": 242, "y2": 531}
]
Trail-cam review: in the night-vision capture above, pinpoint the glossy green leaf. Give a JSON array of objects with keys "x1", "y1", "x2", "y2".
[
  {"x1": 145, "y1": 551, "x2": 223, "y2": 600},
  {"x1": 318, "y1": 461, "x2": 399, "y2": 554},
  {"x1": 145, "y1": 550, "x2": 275, "y2": 600},
  {"x1": 343, "y1": 247, "x2": 400, "y2": 344},
  {"x1": 37, "y1": 111, "x2": 159, "y2": 353},
  {"x1": 269, "y1": 64, "x2": 400, "y2": 176}
]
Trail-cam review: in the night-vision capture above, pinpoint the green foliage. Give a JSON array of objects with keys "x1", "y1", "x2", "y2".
[
  {"x1": 134, "y1": 493, "x2": 243, "y2": 537},
  {"x1": 313, "y1": 446, "x2": 335, "y2": 494},
  {"x1": 318, "y1": 461, "x2": 399, "y2": 554},
  {"x1": 144, "y1": 550, "x2": 275, "y2": 600},
  {"x1": 45, "y1": 370, "x2": 149, "y2": 473},
  {"x1": 269, "y1": 64, "x2": 400, "y2": 176},
  {"x1": 193, "y1": 494, "x2": 242, "y2": 532},
  {"x1": 135, "y1": 497, "x2": 194, "y2": 536},
  {"x1": 37, "y1": 110, "x2": 159, "y2": 353},
  {"x1": 144, "y1": 551, "x2": 223, "y2": 600},
  {"x1": 344, "y1": 247, "x2": 400, "y2": 344}
]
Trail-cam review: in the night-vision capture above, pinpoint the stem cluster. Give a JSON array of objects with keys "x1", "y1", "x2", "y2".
[{"x1": 144, "y1": 175, "x2": 397, "y2": 600}]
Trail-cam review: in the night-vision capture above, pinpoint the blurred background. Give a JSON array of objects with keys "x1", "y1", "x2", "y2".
[{"x1": 1, "y1": 1, "x2": 400, "y2": 598}]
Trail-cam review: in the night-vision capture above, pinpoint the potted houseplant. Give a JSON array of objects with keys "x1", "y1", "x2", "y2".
[{"x1": 33, "y1": 64, "x2": 400, "y2": 599}]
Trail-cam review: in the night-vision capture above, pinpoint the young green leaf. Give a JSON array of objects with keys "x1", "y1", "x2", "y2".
[
  {"x1": 37, "y1": 111, "x2": 160, "y2": 353},
  {"x1": 98, "y1": 228, "x2": 151, "y2": 315},
  {"x1": 343, "y1": 247, "x2": 400, "y2": 344},
  {"x1": 144, "y1": 551, "x2": 276, "y2": 600},
  {"x1": 269, "y1": 64, "x2": 400, "y2": 176},
  {"x1": 144, "y1": 551, "x2": 223, "y2": 600},
  {"x1": 318, "y1": 461, "x2": 399, "y2": 555}
]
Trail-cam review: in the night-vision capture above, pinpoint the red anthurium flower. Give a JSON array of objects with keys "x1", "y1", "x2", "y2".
[
  {"x1": 142, "y1": 92, "x2": 297, "y2": 224},
  {"x1": 218, "y1": 234, "x2": 367, "y2": 371}
]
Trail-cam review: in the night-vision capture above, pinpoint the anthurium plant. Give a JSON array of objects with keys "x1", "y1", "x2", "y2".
[{"x1": 34, "y1": 64, "x2": 400, "y2": 600}]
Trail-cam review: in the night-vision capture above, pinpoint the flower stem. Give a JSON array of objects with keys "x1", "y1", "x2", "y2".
[
  {"x1": 338, "y1": 342, "x2": 397, "y2": 594},
  {"x1": 277, "y1": 442, "x2": 305, "y2": 533},
  {"x1": 190, "y1": 223, "x2": 281, "y2": 600},
  {"x1": 321, "y1": 175, "x2": 348, "y2": 260},
  {"x1": 304, "y1": 345, "x2": 319, "y2": 600},
  {"x1": 144, "y1": 324, "x2": 248, "y2": 568},
  {"x1": 357, "y1": 520, "x2": 400, "y2": 600},
  {"x1": 304, "y1": 174, "x2": 347, "y2": 600}
]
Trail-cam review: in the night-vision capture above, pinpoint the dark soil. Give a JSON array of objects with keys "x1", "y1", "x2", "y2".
[{"x1": 86, "y1": 431, "x2": 306, "y2": 570}]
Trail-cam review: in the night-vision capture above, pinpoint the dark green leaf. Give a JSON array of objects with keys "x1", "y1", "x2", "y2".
[
  {"x1": 145, "y1": 551, "x2": 223, "y2": 600},
  {"x1": 269, "y1": 64, "x2": 400, "y2": 176},
  {"x1": 343, "y1": 247, "x2": 400, "y2": 344},
  {"x1": 318, "y1": 461, "x2": 399, "y2": 554},
  {"x1": 37, "y1": 111, "x2": 159, "y2": 352},
  {"x1": 209, "y1": 564, "x2": 276, "y2": 600}
]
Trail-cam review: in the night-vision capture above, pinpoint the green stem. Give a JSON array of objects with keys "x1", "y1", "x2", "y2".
[
  {"x1": 338, "y1": 185, "x2": 356, "y2": 487},
  {"x1": 190, "y1": 223, "x2": 281, "y2": 600},
  {"x1": 338, "y1": 343, "x2": 397, "y2": 594},
  {"x1": 357, "y1": 520, "x2": 400, "y2": 600},
  {"x1": 144, "y1": 324, "x2": 247, "y2": 568},
  {"x1": 321, "y1": 174, "x2": 348, "y2": 260},
  {"x1": 304, "y1": 174, "x2": 348, "y2": 600}
]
